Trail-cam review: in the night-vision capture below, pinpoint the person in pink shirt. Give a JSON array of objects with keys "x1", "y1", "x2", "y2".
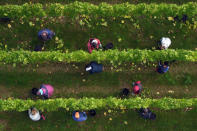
[
  {"x1": 132, "y1": 81, "x2": 143, "y2": 95},
  {"x1": 87, "y1": 38, "x2": 103, "y2": 53},
  {"x1": 32, "y1": 84, "x2": 54, "y2": 99}
]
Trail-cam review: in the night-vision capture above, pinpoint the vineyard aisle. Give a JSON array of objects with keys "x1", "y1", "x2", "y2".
[{"x1": 0, "y1": 62, "x2": 196, "y2": 99}]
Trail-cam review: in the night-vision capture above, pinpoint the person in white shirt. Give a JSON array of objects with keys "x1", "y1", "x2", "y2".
[
  {"x1": 158, "y1": 37, "x2": 171, "y2": 50},
  {"x1": 28, "y1": 107, "x2": 42, "y2": 121}
]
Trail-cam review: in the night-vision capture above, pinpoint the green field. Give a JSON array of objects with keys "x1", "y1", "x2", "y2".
[{"x1": 0, "y1": 1, "x2": 197, "y2": 131}]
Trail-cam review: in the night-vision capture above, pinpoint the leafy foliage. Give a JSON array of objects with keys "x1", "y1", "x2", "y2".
[
  {"x1": 0, "y1": 97, "x2": 197, "y2": 112},
  {"x1": 0, "y1": 2, "x2": 197, "y2": 21},
  {"x1": 0, "y1": 49, "x2": 196, "y2": 65}
]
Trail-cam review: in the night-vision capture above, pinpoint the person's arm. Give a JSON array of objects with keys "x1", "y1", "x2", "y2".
[
  {"x1": 99, "y1": 43, "x2": 103, "y2": 49},
  {"x1": 28, "y1": 109, "x2": 31, "y2": 115}
]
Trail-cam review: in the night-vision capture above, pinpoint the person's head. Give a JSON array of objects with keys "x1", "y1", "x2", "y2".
[
  {"x1": 122, "y1": 88, "x2": 130, "y2": 96},
  {"x1": 31, "y1": 108, "x2": 38, "y2": 115},
  {"x1": 36, "y1": 89, "x2": 44, "y2": 96},
  {"x1": 150, "y1": 113, "x2": 156, "y2": 120},
  {"x1": 161, "y1": 37, "x2": 171, "y2": 44},
  {"x1": 144, "y1": 108, "x2": 149, "y2": 113},
  {"x1": 135, "y1": 81, "x2": 141, "y2": 84},
  {"x1": 75, "y1": 112, "x2": 80, "y2": 119},
  {"x1": 41, "y1": 31, "x2": 48, "y2": 40},
  {"x1": 163, "y1": 61, "x2": 169, "y2": 68},
  {"x1": 160, "y1": 37, "x2": 171, "y2": 49},
  {"x1": 32, "y1": 88, "x2": 39, "y2": 95},
  {"x1": 90, "y1": 39, "x2": 98, "y2": 48},
  {"x1": 89, "y1": 110, "x2": 96, "y2": 116},
  {"x1": 133, "y1": 86, "x2": 140, "y2": 94},
  {"x1": 86, "y1": 66, "x2": 92, "y2": 72}
]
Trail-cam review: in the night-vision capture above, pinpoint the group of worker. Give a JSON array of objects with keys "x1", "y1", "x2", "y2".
[{"x1": 25, "y1": 28, "x2": 175, "y2": 122}]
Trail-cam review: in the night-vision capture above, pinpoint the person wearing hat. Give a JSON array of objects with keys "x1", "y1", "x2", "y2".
[
  {"x1": 87, "y1": 38, "x2": 103, "y2": 53},
  {"x1": 132, "y1": 81, "x2": 142, "y2": 95},
  {"x1": 157, "y1": 61, "x2": 169, "y2": 74},
  {"x1": 138, "y1": 108, "x2": 156, "y2": 120},
  {"x1": 28, "y1": 107, "x2": 45, "y2": 121},
  {"x1": 72, "y1": 111, "x2": 87, "y2": 122},
  {"x1": 85, "y1": 61, "x2": 103, "y2": 74},
  {"x1": 31, "y1": 84, "x2": 54, "y2": 99},
  {"x1": 38, "y1": 29, "x2": 55, "y2": 41},
  {"x1": 158, "y1": 37, "x2": 171, "y2": 50}
]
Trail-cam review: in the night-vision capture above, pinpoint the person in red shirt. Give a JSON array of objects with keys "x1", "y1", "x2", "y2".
[
  {"x1": 87, "y1": 38, "x2": 103, "y2": 53},
  {"x1": 132, "y1": 81, "x2": 143, "y2": 95}
]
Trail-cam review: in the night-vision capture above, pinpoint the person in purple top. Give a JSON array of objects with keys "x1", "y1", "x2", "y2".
[
  {"x1": 72, "y1": 111, "x2": 87, "y2": 122},
  {"x1": 32, "y1": 84, "x2": 54, "y2": 99},
  {"x1": 138, "y1": 108, "x2": 156, "y2": 120},
  {"x1": 38, "y1": 29, "x2": 55, "y2": 41},
  {"x1": 157, "y1": 61, "x2": 169, "y2": 74}
]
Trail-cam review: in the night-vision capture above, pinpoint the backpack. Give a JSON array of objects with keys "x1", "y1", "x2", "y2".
[{"x1": 104, "y1": 43, "x2": 113, "y2": 50}]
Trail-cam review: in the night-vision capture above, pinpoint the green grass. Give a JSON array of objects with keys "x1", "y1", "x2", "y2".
[
  {"x1": 1, "y1": 15, "x2": 196, "y2": 51},
  {"x1": 0, "y1": 108, "x2": 197, "y2": 131},
  {"x1": 0, "y1": 62, "x2": 196, "y2": 99}
]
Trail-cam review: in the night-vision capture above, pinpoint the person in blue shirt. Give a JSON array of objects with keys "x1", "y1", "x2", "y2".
[
  {"x1": 38, "y1": 29, "x2": 55, "y2": 41},
  {"x1": 138, "y1": 108, "x2": 156, "y2": 120},
  {"x1": 72, "y1": 111, "x2": 87, "y2": 122},
  {"x1": 157, "y1": 61, "x2": 169, "y2": 74},
  {"x1": 85, "y1": 61, "x2": 103, "y2": 74}
]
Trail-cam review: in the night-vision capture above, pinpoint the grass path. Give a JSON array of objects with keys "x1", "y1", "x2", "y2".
[
  {"x1": 0, "y1": 62, "x2": 196, "y2": 99},
  {"x1": 0, "y1": 108, "x2": 197, "y2": 131},
  {"x1": 1, "y1": 15, "x2": 197, "y2": 51}
]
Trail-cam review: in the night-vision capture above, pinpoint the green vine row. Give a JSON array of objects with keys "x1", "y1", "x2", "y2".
[
  {"x1": 0, "y1": 49, "x2": 196, "y2": 65},
  {"x1": 0, "y1": 2, "x2": 197, "y2": 20},
  {"x1": 0, "y1": 97, "x2": 197, "y2": 111}
]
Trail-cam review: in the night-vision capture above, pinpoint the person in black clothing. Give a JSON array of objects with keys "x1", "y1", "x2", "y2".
[
  {"x1": 85, "y1": 61, "x2": 103, "y2": 74},
  {"x1": 120, "y1": 88, "x2": 130, "y2": 98},
  {"x1": 138, "y1": 108, "x2": 156, "y2": 120}
]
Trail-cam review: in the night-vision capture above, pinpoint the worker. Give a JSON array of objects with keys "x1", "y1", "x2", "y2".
[
  {"x1": 132, "y1": 81, "x2": 143, "y2": 95},
  {"x1": 87, "y1": 38, "x2": 102, "y2": 53},
  {"x1": 157, "y1": 61, "x2": 169, "y2": 74},
  {"x1": 38, "y1": 29, "x2": 55, "y2": 41},
  {"x1": 28, "y1": 107, "x2": 45, "y2": 121},
  {"x1": 138, "y1": 108, "x2": 156, "y2": 120},
  {"x1": 120, "y1": 88, "x2": 130, "y2": 98},
  {"x1": 85, "y1": 61, "x2": 103, "y2": 74},
  {"x1": 31, "y1": 84, "x2": 54, "y2": 99},
  {"x1": 72, "y1": 111, "x2": 87, "y2": 122},
  {"x1": 158, "y1": 37, "x2": 171, "y2": 50}
]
